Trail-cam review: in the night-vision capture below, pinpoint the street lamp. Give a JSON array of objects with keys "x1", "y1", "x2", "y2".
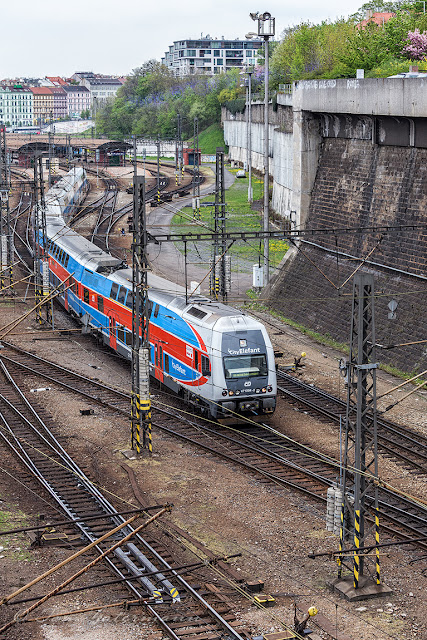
[
  {"x1": 239, "y1": 68, "x2": 254, "y2": 204},
  {"x1": 248, "y1": 11, "x2": 275, "y2": 286}
]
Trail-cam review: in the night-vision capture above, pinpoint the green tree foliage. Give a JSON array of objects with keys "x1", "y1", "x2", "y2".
[
  {"x1": 270, "y1": 20, "x2": 354, "y2": 85},
  {"x1": 270, "y1": 3, "x2": 427, "y2": 85},
  {"x1": 96, "y1": 63, "x2": 244, "y2": 140}
]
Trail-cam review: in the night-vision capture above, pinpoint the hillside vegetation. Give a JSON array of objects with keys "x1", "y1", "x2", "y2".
[{"x1": 96, "y1": 2, "x2": 427, "y2": 139}]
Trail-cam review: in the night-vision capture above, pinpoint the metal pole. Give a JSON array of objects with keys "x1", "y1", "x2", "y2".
[
  {"x1": 184, "y1": 241, "x2": 188, "y2": 304},
  {"x1": 132, "y1": 138, "x2": 152, "y2": 454},
  {"x1": 156, "y1": 139, "x2": 161, "y2": 204},
  {"x1": 248, "y1": 70, "x2": 253, "y2": 204},
  {"x1": 48, "y1": 112, "x2": 53, "y2": 188},
  {"x1": 245, "y1": 82, "x2": 249, "y2": 173},
  {"x1": 263, "y1": 36, "x2": 270, "y2": 286}
]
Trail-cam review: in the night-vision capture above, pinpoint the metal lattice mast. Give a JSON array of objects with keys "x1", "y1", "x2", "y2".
[
  {"x1": 192, "y1": 117, "x2": 200, "y2": 221},
  {"x1": 0, "y1": 125, "x2": 13, "y2": 290},
  {"x1": 210, "y1": 148, "x2": 227, "y2": 301},
  {"x1": 338, "y1": 273, "x2": 380, "y2": 589},
  {"x1": 33, "y1": 154, "x2": 52, "y2": 326},
  {"x1": 131, "y1": 142, "x2": 152, "y2": 454}
]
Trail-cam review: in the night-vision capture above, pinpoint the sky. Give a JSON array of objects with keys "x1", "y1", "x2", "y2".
[{"x1": 2, "y1": 1, "x2": 365, "y2": 78}]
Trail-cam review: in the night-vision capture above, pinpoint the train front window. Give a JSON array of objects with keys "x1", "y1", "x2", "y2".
[{"x1": 223, "y1": 355, "x2": 267, "y2": 379}]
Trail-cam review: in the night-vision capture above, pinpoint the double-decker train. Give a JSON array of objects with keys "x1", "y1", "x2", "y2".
[{"x1": 37, "y1": 168, "x2": 277, "y2": 421}]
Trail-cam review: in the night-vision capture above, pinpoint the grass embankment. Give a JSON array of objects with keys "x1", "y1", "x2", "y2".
[
  {"x1": 171, "y1": 168, "x2": 288, "y2": 273},
  {"x1": 186, "y1": 123, "x2": 228, "y2": 155}
]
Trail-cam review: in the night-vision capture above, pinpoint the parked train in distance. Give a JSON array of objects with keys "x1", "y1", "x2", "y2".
[{"x1": 37, "y1": 168, "x2": 277, "y2": 421}]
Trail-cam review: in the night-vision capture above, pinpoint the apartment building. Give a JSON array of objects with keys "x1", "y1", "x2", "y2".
[
  {"x1": 30, "y1": 87, "x2": 54, "y2": 125},
  {"x1": 50, "y1": 86, "x2": 67, "y2": 120},
  {"x1": 162, "y1": 36, "x2": 263, "y2": 76},
  {"x1": 0, "y1": 85, "x2": 33, "y2": 126},
  {"x1": 72, "y1": 72, "x2": 123, "y2": 108},
  {"x1": 62, "y1": 85, "x2": 91, "y2": 117}
]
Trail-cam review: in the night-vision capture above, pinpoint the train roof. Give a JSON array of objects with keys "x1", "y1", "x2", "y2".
[
  {"x1": 110, "y1": 268, "x2": 253, "y2": 329},
  {"x1": 47, "y1": 221, "x2": 122, "y2": 271}
]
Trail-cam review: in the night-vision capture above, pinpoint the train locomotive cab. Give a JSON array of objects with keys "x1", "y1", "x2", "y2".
[{"x1": 210, "y1": 314, "x2": 277, "y2": 422}]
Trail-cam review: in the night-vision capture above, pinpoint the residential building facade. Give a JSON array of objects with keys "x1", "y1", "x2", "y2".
[
  {"x1": 30, "y1": 87, "x2": 54, "y2": 125},
  {"x1": 50, "y1": 86, "x2": 67, "y2": 120},
  {"x1": 0, "y1": 85, "x2": 33, "y2": 126},
  {"x1": 72, "y1": 72, "x2": 123, "y2": 108},
  {"x1": 63, "y1": 85, "x2": 91, "y2": 117},
  {"x1": 162, "y1": 36, "x2": 263, "y2": 76}
]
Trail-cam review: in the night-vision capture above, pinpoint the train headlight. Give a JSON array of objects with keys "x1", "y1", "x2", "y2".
[
  {"x1": 267, "y1": 385, "x2": 273, "y2": 392},
  {"x1": 235, "y1": 390, "x2": 240, "y2": 395},
  {"x1": 222, "y1": 390, "x2": 227, "y2": 397},
  {"x1": 261, "y1": 387, "x2": 267, "y2": 393},
  {"x1": 229, "y1": 390, "x2": 234, "y2": 396}
]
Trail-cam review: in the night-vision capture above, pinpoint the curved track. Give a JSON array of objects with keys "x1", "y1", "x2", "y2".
[
  {"x1": 1, "y1": 341, "x2": 426, "y2": 554},
  {"x1": 0, "y1": 351, "x2": 250, "y2": 640},
  {"x1": 277, "y1": 369, "x2": 427, "y2": 474}
]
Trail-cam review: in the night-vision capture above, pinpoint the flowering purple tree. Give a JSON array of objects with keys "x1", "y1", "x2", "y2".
[{"x1": 402, "y1": 29, "x2": 427, "y2": 60}]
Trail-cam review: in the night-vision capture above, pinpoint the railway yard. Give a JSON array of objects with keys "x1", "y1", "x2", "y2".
[{"x1": 0, "y1": 160, "x2": 425, "y2": 640}]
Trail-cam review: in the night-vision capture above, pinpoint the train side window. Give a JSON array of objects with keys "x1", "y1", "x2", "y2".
[
  {"x1": 201, "y1": 355, "x2": 210, "y2": 377},
  {"x1": 64, "y1": 254, "x2": 69, "y2": 268},
  {"x1": 125, "y1": 330, "x2": 132, "y2": 346},
  {"x1": 153, "y1": 304, "x2": 159, "y2": 318},
  {"x1": 195, "y1": 350, "x2": 199, "y2": 371},
  {"x1": 159, "y1": 346, "x2": 163, "y2": 368},
  {"x1": 164, "y1": 353, "x2": 169, "y2": 373},
  {"x1": 117, "y1": 286, "x2": 126, "y2": 305},
  {"x1": 125, "y1": 292, "x2": 133, "y2": 309},
  {"x1": 59, "y1": 249, "x2": 64, "y2": 263},
  {"x1": 97, "y1": 295, "x2": 104, "y2": 312},
  {"x1": 117, "y1": 325, "x2": 125, "y2": 343},
  {"x1": 83, "y1": 288, "x2": 89, "y2": 304},
  {"x1": 110, "y1": 282, "x2": 119, "y2": 300}
]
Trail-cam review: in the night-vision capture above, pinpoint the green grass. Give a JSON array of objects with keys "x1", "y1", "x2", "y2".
[
  {"x1": 0, "y1": 508, "x2": 33, "y2": 561},
  {"x1": 186, "y1": 123, "x2": 228, "y2": 155},
  {"x1": 171, "y1": 168, "x2": 288, "y2": 272}
]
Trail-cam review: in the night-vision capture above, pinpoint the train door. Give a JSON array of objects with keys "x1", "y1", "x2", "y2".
[
  {"x1": 154, "y1": 343, "x2": 164, "y2": 383},
  {"x1": 108, "y1": 313, "x2": 117, "y2": 350}
]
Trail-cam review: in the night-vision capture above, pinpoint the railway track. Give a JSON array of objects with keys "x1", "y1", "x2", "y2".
[
  {"x1": 1, "y1": 341, "x2": 426, "y2": 554},
  {"x1": 277, "y1": 368, "x2": 427, "y2": 474},
  {"x1": 0, "y1": 352, "x2": 250, "y2": 640}
]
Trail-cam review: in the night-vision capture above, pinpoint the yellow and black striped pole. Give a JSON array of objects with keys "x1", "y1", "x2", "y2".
[
  {"x1": 375, "y1": 507, "x2": 381, "y2": 584},
  {"x1": 135, "y1": 393, "x2": 141, "y2": 455},
  {"x1": 141, "y1": 397, "x2": 152, "y2": 454},
  {"x1": 337, "y1": 502, "x2": 344, "y2": 577},
  {"x1": 353, "y1": 510, "x2": 361, "y2": 589}
]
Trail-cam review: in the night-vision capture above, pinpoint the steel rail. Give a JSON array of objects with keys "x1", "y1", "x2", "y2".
[
  {"x1": 0, "y1": 357, "x2": 247, "y2": 640},
  {"x1": 276, "y1": 369, "x2": 427, "y2": 472},
  {"x1": 1, "y1": 342, "x2": 426, "y2": 550}
]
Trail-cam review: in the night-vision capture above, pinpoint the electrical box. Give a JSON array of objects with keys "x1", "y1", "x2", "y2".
[{"x1": 253, "y1": 264, "x2": 263, "y2": 288}]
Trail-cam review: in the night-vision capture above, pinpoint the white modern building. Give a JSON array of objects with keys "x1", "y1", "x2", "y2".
[
  {"x1": 0, "y1": 85, "x2": 33, "y2": 127},
  {"x1": 162, "y1": 36, "x2": 263, "y2": 76},
  {"x1": 72, "y1": 72, "x2": 123, "y2": 108}
]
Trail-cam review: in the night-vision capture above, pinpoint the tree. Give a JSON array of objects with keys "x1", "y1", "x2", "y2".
[
  {"x1": 351, "y1": 1, "x2": 404, "y2": 21},
  {"x1": 402, "y1": 27, "x2": 427, "y2": 57}
]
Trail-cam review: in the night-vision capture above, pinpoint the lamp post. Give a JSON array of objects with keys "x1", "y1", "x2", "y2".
[{"x1": 248, "y1": 11, "x2": 275, "y2": 285}]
